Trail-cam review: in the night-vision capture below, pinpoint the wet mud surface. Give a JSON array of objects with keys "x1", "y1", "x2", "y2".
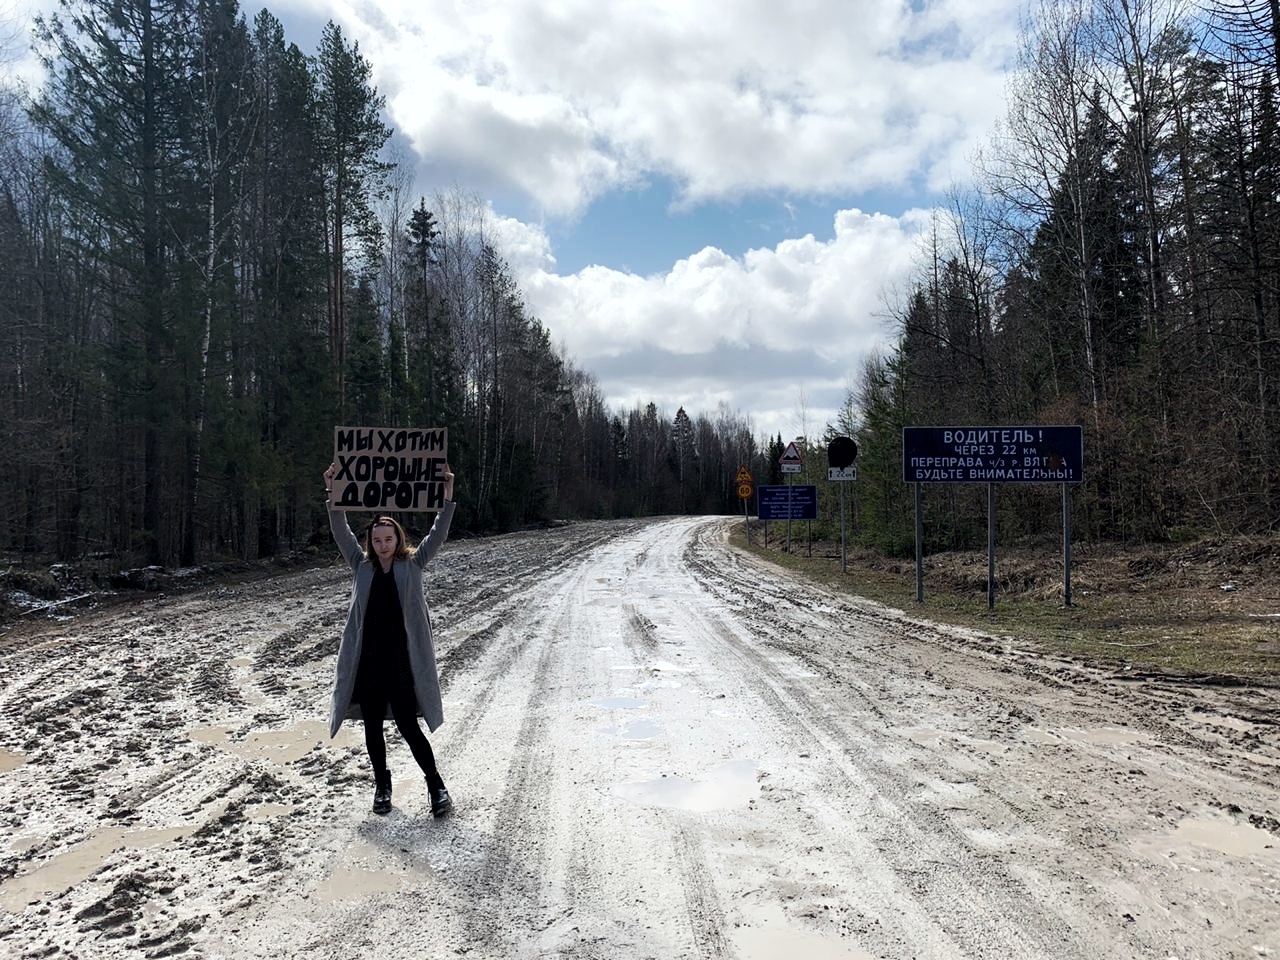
[{"x1": 0, "y1": 517, "x2": 1276, "y2": 958}]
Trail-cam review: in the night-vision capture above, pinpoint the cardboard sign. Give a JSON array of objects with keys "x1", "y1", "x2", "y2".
[{"x1": 331, "y1": 426, "x2": 448, "y2": 511}]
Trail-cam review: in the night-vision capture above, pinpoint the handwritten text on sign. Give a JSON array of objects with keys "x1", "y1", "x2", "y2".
[{"x1": 331, "y1": 426, "x2": 448, "y2": 511}]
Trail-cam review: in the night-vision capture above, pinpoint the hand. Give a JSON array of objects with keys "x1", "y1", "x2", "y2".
[
  {"x1": 323, "y1": 462, "x2": 336, "y2": 493},
  {"x1": 444, "y1": 462, "x2": 455, "y2": 502}
]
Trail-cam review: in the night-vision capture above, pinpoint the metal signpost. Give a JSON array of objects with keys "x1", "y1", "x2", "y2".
[
  {"x1": 902, "y1": 425, "x2": 1084, "y2": 609},
  {"x1": 826, "y1": 437, "x2": 859, "y2": 574},
  {"x1": 735, "y1": 466, "x2": 754, "y2": 543},
  {"x1": 778, "y1": 441, "x2": 804, "y2": 552}
]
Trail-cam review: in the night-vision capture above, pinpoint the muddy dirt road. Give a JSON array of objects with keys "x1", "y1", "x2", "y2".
[{"x1": 1, "y1": 516, "x2": 1277, "y2": 959}]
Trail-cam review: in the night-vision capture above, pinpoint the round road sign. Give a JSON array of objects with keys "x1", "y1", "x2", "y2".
[
  {"x1": 827, "y1": 436, "x2": 859, "y2": 469},
  {"x1": 737, "y1": 483, "x2": 754, "y2": 500}
]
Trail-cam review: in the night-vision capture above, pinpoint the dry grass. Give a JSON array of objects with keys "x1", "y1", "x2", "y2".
[{"x1": 728, "y1": 524, "x2": 1280, "y2": 684}]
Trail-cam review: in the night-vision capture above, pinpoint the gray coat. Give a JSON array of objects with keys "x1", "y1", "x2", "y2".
[{"x1": 327, "y1": 502, "x2": 456, "y2": 737}]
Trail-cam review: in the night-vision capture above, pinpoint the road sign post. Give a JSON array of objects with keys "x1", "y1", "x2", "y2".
[
  {"x1": 778, "y1": 441, "x2": 804, "y2": 553},
  {"x1": 827, "y1": 437, "x2": 858, "y2": 575},
  {"x1": 839, "y1": 483, "x2": 846, "y2": 572},
  {"x1": 902, "y1": 426, "x2": 1083, "y2": 608},
  {"x1": 735, "y1": 466, "x2": 754, "y2": 545}
]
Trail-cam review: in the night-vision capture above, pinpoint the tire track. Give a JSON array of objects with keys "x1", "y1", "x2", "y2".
[{"x1": 4, "y1": 516, "x2": 1275, "y2": 960}]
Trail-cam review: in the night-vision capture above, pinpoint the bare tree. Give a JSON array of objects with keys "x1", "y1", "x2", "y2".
[
  {"x1": 984, "y1": 0, "x2": 1106, "y2": 422},
  {"x1": 1090, "y1": 0, "x2": 1192, "y2": 424}
]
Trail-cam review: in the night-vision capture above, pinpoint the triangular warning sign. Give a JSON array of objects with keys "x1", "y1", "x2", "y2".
[{"x1": 780, "y1": 441, "x2": 803, "y2": 464}]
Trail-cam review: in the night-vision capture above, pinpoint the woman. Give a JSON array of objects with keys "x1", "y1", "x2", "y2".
[{"x1": 323, "y1": 460, "x2": 456, "y2": 817}]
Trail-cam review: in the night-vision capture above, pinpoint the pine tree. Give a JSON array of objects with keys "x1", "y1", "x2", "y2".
[
  {"x1": 671, "y1": 406, "x2": 697, "y2": 513},
  {"x1": 246, "y1": 11, "x2": 329, "y2": 555},
  {"x1": 312, "y1": 21, "x2": 391, "y2": 414},
  {"x1": 181, "y1": 0, "x2": 255, "y2": 563},
  {"x1": 33, "y1": 0, "x2": 194, "y2": 563}
]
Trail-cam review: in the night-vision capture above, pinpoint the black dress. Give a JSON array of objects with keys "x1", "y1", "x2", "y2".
[{"x1": 353, "y1": 563, "x2": 414, "y2": 703}]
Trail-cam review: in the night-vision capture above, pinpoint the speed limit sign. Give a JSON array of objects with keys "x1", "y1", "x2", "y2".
[{"x1": 737, "y1": 482, "x2": 753, "y2": 499}]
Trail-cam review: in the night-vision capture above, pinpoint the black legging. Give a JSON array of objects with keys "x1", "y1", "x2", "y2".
[{"x1": 359, "y1": 684, "x2": 444, "y2": 791}]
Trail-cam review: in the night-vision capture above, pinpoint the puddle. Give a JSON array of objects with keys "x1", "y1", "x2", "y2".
[
  {"x1": 614, "y1": 760, "x2": 759, "y2": 812},
  {"x1": 314, "y1": 865, "x2": 403, "y2": 902},
  {"x1": 190, "y1": 721, "x2": 349, "y2": 764},
  {"x1": 1172, "y1": 817, "x2": 1276, "y2": 858},
  {"x1": 636, "y1": 678, "x2": 683, "y2": 691},
  {"x1": 590, "y1": 697, "x2": 648, "y2": 710},
  {"x1": 902, "y1": 726, "x2": 947, "y2": 745},
  {"x1": 1134, "y1": 814, "x2": 1278, "y2": 862},
  {"x1": 7, "y1": 835, "x2": 41, "y2": 855},
  {"x1": 1057, "y1": 727, "x2": 1149, "y2": 746},
  {"x1": 1020, "y1": 728, "x2": 1062, "y2": 746},
  {"x1": 734, "y1": 925, "x2": 874, "y2": 960},
  {"x1": 313, "y1": 839, "x2": 434, "y2": 903},
  {"x1": 1020, "y1": 726, "x2": 1150, "y2": 747},
  {"x1": 190, "y1": 726, "x2": 233, "y2": 746},
  {"x1": 1188, "y1": 711, "x2": 1256, "y2": 733},
  {"x1": 0, "y1": 749, "x2": 25, "y2": 773},
  {"x1": 245, "y1": 803, "x2": 296, "y2": 821},
  {"x1": 732, "y1": 904, "x2": 874, "y2": 960},
  {"x1": 918, "y1": 779, "x2": 980, "y2": 805},
  {"x1": 0, "y1": 825, "x2": 194, "y2": 912},
  {"x1": 618, "y1": 719, "x2": 662, "y2": 741},
  {"x1": 649, "y1": 659, "x2": 692, "y2": 673}
]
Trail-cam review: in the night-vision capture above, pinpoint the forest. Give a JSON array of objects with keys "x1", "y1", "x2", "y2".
[
  {"x1": 0, "y1": 0, "x2": 1276, "y2": 566},
  {"x1": 835, "y1": 0, "x2": 1278, "y2": 554}
]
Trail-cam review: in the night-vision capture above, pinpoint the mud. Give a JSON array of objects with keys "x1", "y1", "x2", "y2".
[{"x1": 0, "y1": 517, "x2": 1276, "y2": 958}]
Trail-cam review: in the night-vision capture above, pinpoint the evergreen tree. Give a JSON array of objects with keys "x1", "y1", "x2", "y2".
[
  {"x1": 312, "y1": 21, "x2": 391, "y2": 414},
  {"x1": 245, "y1": 10, "x2": 329, "y2": 556},
  {"x1": 181, "y1": 0, "x2": 255, "y2": 563},
  {"x1": 345, "y1": 275, "x2": 386, "y2": 423},
  {"x1": 671, "y1": 406, "x2": 697, "y2": 512},
  {"x1": 33, "y1": 0, "x2": 194, "y2": 563}
]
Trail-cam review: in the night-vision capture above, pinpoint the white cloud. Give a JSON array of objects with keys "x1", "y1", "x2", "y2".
[
  {"x1": 324, "y1": 0, "x2": 1023, "y2": 216},
  {"x1": 2, "y1": 0, "x2": 56, "y2": 93},
  {"x1": 490, "y1": 205, "x2": 927, "y2": 440},
  {"x1": 7, "y1": 0, "x2": 999, "y2": 443},
  {"x1": 516, "y1": 207, "x2": 921, "y2": 355}
]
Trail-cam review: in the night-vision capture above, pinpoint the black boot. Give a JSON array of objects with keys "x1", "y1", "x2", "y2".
[
  {"x1": 429, "y1": 780, "x2": 452, "y2": 818},
  {"x1": 372, "y1": 770, "x2": 392, "y2": 815}
]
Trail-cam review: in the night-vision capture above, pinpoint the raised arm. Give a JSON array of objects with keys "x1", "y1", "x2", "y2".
[
  {"x1": 413, "y1": 462, "x2": 456, "y2": 568},
  {"x1": 324, "y1": 462, "x2": 364, "y2": 570}
]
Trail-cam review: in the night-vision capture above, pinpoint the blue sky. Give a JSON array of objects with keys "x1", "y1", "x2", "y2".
[
  {"x1": 540, "y1": 185, "x2": 916, "y2": 278},
  {"x1": 5, "y1": 0, "x2": 1026, "y2": 443}
]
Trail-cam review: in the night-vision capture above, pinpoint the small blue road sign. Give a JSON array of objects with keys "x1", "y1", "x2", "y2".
[{"x1": 757, "y1": 484, "x2": 818, "y2": 520}]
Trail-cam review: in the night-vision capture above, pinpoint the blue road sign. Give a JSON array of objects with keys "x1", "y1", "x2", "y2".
[
  {"x1": 902, "y1": 426, "x2": 1084, "y2": 484},
  {"x1": 757, "y1": 484, "x2": 818, "y2": 520}
]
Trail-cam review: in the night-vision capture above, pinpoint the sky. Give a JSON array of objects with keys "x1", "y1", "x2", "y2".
[{"x1": 4, "y1": 0, "x2": 1026, "y2": 446}]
